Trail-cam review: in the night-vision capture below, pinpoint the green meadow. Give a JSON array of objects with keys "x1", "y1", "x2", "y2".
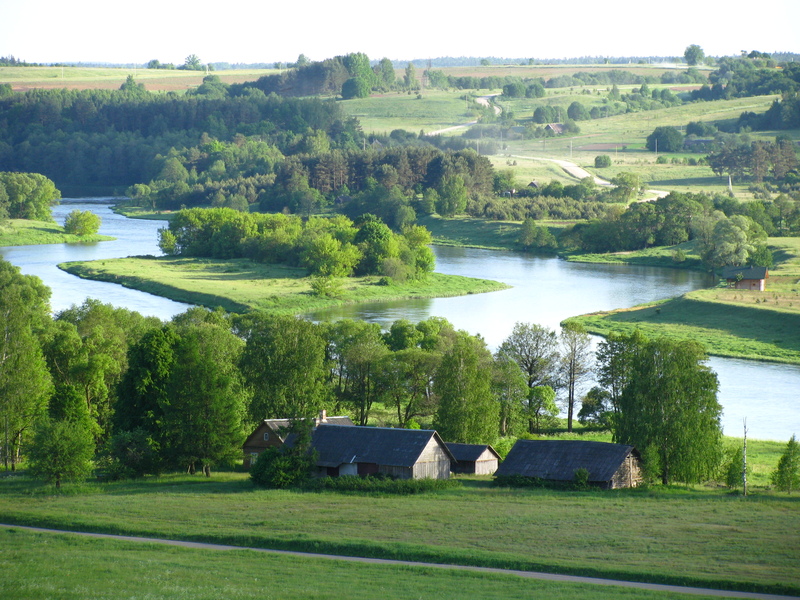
[
  {"x1": 0, "y1": 218, "x2": 113, "y2": 246},
  {"x1": 59, "y1": 256, "x2": 509, "y2": 314},
  {"x1": 0, "y1": 461, "x2": 798, "y2": 596}
]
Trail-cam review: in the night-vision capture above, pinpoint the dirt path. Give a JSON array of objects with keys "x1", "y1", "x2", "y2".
[{"x1": 4, "y1": 524, "x2": 797, "y2": 600}]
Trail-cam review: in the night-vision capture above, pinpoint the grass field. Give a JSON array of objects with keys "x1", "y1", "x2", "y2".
[
  {"x1": 59, "y1": 256, "x2": 509, "y2": 314},
  {"x1": 1, "y1": 529, "x2": 733, "y2": 600},
  {"x1": 0, "y1": 66, "x2": 272, "y2": 92},
  {"x1": 0, "y1": 463, "x2": 797, "y2": 596},
  {"x1": 0, "y1": 218, "x2": 114, "y2": 246}
]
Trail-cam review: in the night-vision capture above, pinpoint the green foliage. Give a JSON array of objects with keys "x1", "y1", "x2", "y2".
[
  {"x1": 613, "y1": 333, "x2": 723, "y2": 485},
  {"x1": 26, "y1": 417, "x2": 95, "y2": 488},
  {"x1": 250, "y1": 421, "x2": 317, "y2": 488},
  {"x1": 106, "y1": 428, "x2": 160, "y2": 480},
  {"x1": 573, "y1": 467, "x2": 590, "y2": 490},
  {"x1": 342, "y1": 77, "x2": 371, "y2": 99},
  {"x1": 519, "y1": 217, "x2": 557, "y2": 252},
  {"x1": 594, "y1": 155, "x2": 612, "y2": 168},
  {"x1": 684, "y1": 45, "x2": 705, "y2": 66},
  {"x1": 771, "y1": 435, "x2": 800, "y2": 493},
  {"x1": 303, "y1": 474, "x2": 461, "y2": 494},
  {"x1": 646, "y1": 126, "x2": 683, "y2": 153},
  {"x1": 63, "y1": 209, "x2": 101, "y2": 236},
  {"x1": 722, "y1": 443, "x2": 749, "y2": 490},
  {"x1": 0, "y1": 172, "x2": 61, "y2": 221}
]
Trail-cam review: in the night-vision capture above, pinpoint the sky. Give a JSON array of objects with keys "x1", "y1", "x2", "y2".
[{"x1": 1, "y1": 0, "x2": 798, "y2": 66}]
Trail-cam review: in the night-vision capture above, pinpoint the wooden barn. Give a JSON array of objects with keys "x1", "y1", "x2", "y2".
[
  {"x1": 494, "y1": 440, "x2": 642, "y2": 489},
  {"x1": 721, "y1": 266, "x2": 768, "y2": 291},
  {"x1": 446, "y1": 443, "x2": 501, "y2": 475},
  {"x1": 242, "y1": 411, "x2": 354, "y2": 468},
  {"x1": 311, "y1": 425, "x2": 455, "y2": 480}
]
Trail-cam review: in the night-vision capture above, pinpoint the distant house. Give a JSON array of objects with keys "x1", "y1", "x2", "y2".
[
  {"x1": 545, "y1": 123, "x2": 565, "y2": 135},
  {"x1": 446, "y1": 443, "x2": 501, "y2": 475},
  {"x1": 311, "y1": 425, "x2": 455, "y2": 480},
  {"x1": 242, "y1": 411, "x2": 354, "y2": 468},
  {"x1": 494, "y1": 440, "x2": 642, "y2": 489},
  {"x1": 721, "y1": 266, "x2": 768, "y2": 291}
]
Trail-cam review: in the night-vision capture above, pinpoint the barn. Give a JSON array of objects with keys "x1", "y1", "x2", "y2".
[
  {"x1": 721, "y1": 266, "x2": 768, "y2": 291},
  {"x1": 446, "y1": 443, "x2": 501, "y2": 475},
  {"x1": 494, "y1": 440, "x2": 642, "y2": 489},
  {"x1": 311, "y1": 425, "x2": 455, "y2": 480},
  {"x1": 242, "y1": 411, "x2": 354, "y2": 468}
]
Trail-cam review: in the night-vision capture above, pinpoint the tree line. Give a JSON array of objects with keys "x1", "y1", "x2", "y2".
[{"x1": 1, "y1": 253, "x2": 738, "y2": 487}]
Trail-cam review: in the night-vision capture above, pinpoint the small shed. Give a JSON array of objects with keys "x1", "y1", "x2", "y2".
[
  {"x1": 311, "y1": 425, "x2": 455, "y2": 480},
  {"x1": 545, "y1": 123, "x2": 565, "y2": 135},
  {"x1": 243, "y1": 411, "x2": 354, "y2": 468},
  {"x1": 721, "y1": 266, "x2": 768, "y2": 291},
  {"x1": 446, "y1": 443, "x2": 501, "y2": 475},
  {"x1": 494, "y1": 440, "x2": 642, "y2": 489}
]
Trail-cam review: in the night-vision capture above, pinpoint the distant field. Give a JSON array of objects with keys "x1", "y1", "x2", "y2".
[{"x1": 0, "y1": 66, "x2": 272, "y2": 92}]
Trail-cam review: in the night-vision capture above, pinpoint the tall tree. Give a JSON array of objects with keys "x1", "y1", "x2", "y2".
[
  {"x1": 26, "y1": 417, "x2": 94, "y2": 488},
  {"x1": 684, "y1": 45, "x2": 705, "y2": 66},
  {"x1": 559, "y1": 322, "x2": 592, "y2": 432},
  {"x1": 0, "y1": 259, "x2": 53, "y2": 470},
  {"x1": 614, "y1": 335, "x2": 722, "y2": 484},
  {"x1": 497, "y1": 322, "x2": 559, "y2": 433},
  {"x1": 433, "y1": 331, "x2": 498, "y2": 444},
  {"x1": 235, "y1": 313, "x2": 328, "y2": 424},
  {"x1": 771, "y1": 435, "x2": 800, "y2": 493}
]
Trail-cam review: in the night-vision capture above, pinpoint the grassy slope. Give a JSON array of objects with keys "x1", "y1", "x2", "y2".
[
  {"x1": 0, "y1": 218, "x2": 113, "y2": 246},
  {"x1": 1, "y1": 529, "x2": 728, "y2": 600},
  {"x1": 0, "y1": 472, "x2": 797, "y2": 595},
  {"x1": 569, "y1": 238, "x2": 800, "y2": 364},
  {"x1": 59, "y1": 256, "x2": 509, "y2": 314}
]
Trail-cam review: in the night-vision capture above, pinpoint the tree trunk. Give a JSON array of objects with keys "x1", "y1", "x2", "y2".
[{"x1": 203, "y1": 464, "x2": 211, "y2": 477}]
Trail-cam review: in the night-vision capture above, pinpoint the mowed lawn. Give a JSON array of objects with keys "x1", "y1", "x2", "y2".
[{"x1": 0, "y1": 473, "x2": 798, "y2": 595}]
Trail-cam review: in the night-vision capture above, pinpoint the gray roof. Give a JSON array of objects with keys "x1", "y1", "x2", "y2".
[
  {"x1": 311, "y1": 425, "x2": 454, "y2": 468},
  {"x1": 243, "y1": 416, "x2": 354, "y2": 447},
  {"x1": 445, "y1": 443, "x2": 500, "y2": 462},
  {"x1": 494, "y1": 440, "x2": 637, "y2": 483},
  {"x1": 721, "y1": 266, "x2": 768, "y2": 280}
]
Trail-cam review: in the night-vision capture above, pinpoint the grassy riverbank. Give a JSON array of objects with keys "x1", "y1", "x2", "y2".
[
  {"x1": 0, "y1": 219, "x2": 113, "y2": 246},
  {"x1": 59, "y1": 256, "x2": 510, "y2": 314},
  {"x1": 569, "y1": 237, "x2": 800, "y2": 364},
  {"x1": 0, "y1": 461, "x2": 797, "y2": 596}
]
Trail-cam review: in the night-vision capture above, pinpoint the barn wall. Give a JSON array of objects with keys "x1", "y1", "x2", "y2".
[
  {"x1": 410, "y1": 438, "x2": 451, "y2": 479},
  {"x1": 610, "y1": 454, "x2": 643, "y2": 489},
  {"x1": 474, "y1": 457, "x2": 499, "y2": 475}
]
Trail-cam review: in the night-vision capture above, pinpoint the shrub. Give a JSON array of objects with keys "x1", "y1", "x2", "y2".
[
  {"x1": 594, "y1": 155, "x2": 612, "y2": 168},
  {"x1": 303, "y1": 475, "x2": 461, "y2": 494},
  {"x1": 573, "y1": 467, "x2": 590, "y2": 490},
  {"x1": 250, "y1": 421, "x2": 317, "y2": 489}
]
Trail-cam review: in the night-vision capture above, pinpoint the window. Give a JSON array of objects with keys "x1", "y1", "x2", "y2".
[{"x1": 263, "y1": 432, "x2": 270, "y2": 441}]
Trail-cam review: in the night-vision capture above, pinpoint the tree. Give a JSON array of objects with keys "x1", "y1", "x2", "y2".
[
  {"x1": 614, "y1": 335, "x2": 722, "y2": 485},
  {"x1": 771, "y1": 435, "x2": 800, "y2": 493},
  {"x1": 341, "y1": 77, "x2": 371, "y2": 99},
  {"x1": 684, "y1": 45, "x2": 705, "y2": 66},
  {"x1": 182, "y1": 54, "x2": 203, "y2": 71},
  {"x1": 0, "y1": 259, "x2": 53, "y2": 470},
  {"x1": 646, "y1": 126, "x2": 683, "y2": 153},
  {"x1": 497, "y1": 322, "x2": 559, "y2": 432},
  {"x1": 567, "y1": 101, "x2": 587, "y2": 121},
  {"x1": 26, "y1": 418, "x2": 94, "y2": 488},
  {"x1": 63, "y1": 209, "x2": 101, "y2": 236},
  {"x1": 435, "y1": 175, "x2": 468, "y2": 217},
  {"x1": 250, "y1": 419, "x2": 316, "y2": 488},
  {"x1": 235, "y1": 314, "x2": 328, "y2": 425},
  {"x1": 595, "y1": 155, "x2": 612, "y2": 168},
  {"x1": 610, "y1": 172, "x2": 642, "y2": 202},
  {"x1": 377, "y1": 57, "x2": 395, "y2": 87},
  {"x1": 559, "y1": 322, "x2": 592, "y2": 432},
  {"x1": 527, "y1": 385, "x2": 558, "y2": 434},
  {"x1": 433, "y1": 331, "x2": 498, "y2": 444},
  {"x1": 492, "y1": 351, "x2": 528, "y2": 436},
  {"x1": 404, "y1": 63, "x2": 418, "y2": 90}
]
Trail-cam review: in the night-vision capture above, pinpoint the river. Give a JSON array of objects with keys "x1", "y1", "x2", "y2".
[{"x1": 2, "y1": 200, "x2": 798, "y2": 441}]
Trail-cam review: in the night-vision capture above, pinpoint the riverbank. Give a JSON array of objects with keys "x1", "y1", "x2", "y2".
[
  {"x1": 0, "y1": 218, "x2": 114, "y2": 246},
  {"x1": 568, "y1": 237, "x2": 800, "y2": 365},
  {"x1": 59, "y1": 256, "x2": 510, "y2": 314}
]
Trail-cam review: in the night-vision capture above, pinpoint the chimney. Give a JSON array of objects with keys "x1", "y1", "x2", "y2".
[{"x1": 319, "y1": 409, "x2": 327, "y2": 423}]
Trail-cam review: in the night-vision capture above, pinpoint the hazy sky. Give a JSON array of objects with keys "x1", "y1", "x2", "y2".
[{"x1": 2, "y1": 0, "x2": 798, "y2": 65}]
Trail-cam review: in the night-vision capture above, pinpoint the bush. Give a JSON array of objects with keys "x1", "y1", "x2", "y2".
[
  {"x1": 106, "y1": 428, "x2": 160, "y2": 480},
  {"x1": 26, "y1": 418, "x2": 95, "y2": 489},
  {"x1": 595, "y1": 155, "x2": 612, "y2": 168},
  {"x1": 63, "y1": 209, "x2": 101, "y2": 236},
  {"x1": 250, "y1": 421, "x2": 317, "y2": 489},
  {"x1": 303, "y1": 474, "x2": 461, "y2": 494}
]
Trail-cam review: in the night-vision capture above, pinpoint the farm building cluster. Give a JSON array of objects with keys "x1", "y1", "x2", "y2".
[{"x1": 243, "y1": 413, "x2": 643, "y2": 489}]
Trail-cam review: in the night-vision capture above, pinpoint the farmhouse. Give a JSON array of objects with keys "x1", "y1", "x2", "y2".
[
  {"x1": 721, "y1": 266, "x2": 768, "y2": 291},
  {"x1": 545, "y1": 123, "x2": 565, "y2": 135},
  {"x1": 311, "y1": 424, "x2": 455, "y2": 479},
  {"x1": 494, "y1": 439, "x2": 642, "y2": 489},
  {"x1": 446, "y1": 442, "x2": 501, "y2": 475},
  {"x1": 242, "y1": 411, "x2": 354, "y2": 468}
]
